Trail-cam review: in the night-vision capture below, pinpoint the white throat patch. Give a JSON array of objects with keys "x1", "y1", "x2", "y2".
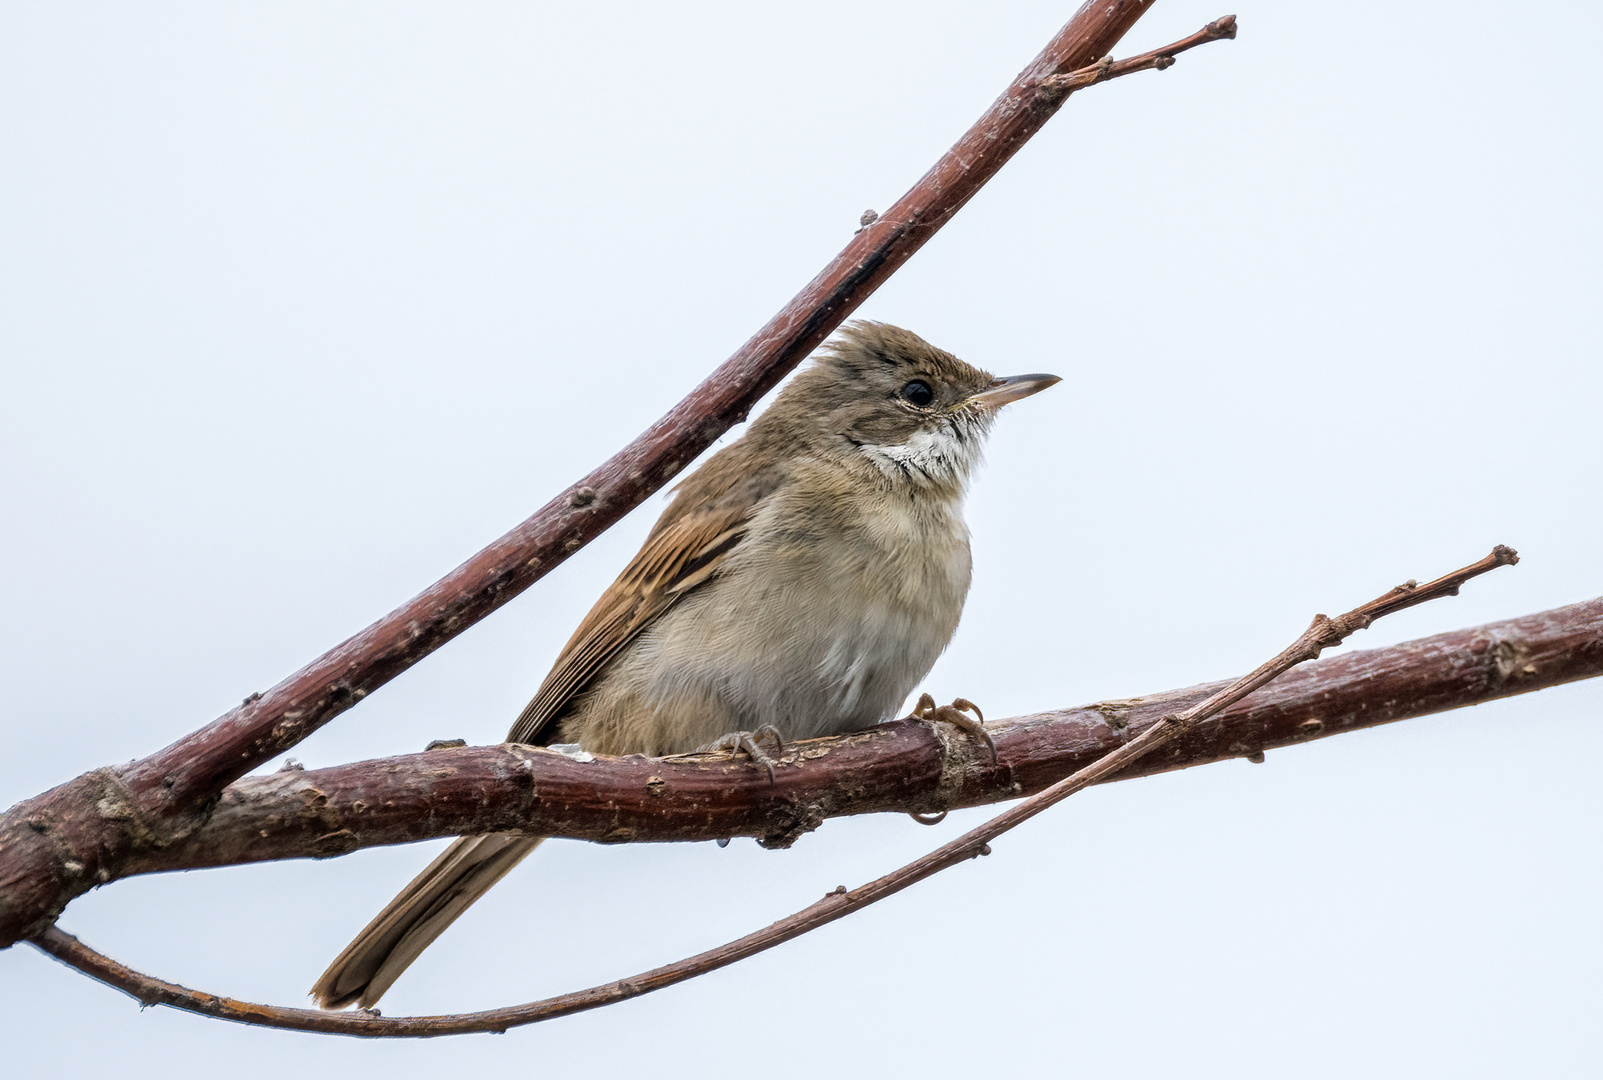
[{"x1": 857, "y1": 414, "x2": 989, "y2": 489}]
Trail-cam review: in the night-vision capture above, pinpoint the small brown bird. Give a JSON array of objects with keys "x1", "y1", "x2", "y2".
[{"x1": 311, "y1": 322, "x2": 1058, "y2": 1009}]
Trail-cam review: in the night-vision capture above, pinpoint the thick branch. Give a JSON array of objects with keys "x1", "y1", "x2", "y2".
[
  {"x1": 0, "y1": 1, "x2": 1231, "y2": 949},
  {"x1": 111, "y1": 593, "x2": 1600, "y2": 876}
]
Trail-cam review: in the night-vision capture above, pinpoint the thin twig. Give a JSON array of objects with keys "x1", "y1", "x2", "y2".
[
  {"x1": 1038, "y1": 14, "x2": 1238, "y2": 101},
  {"x1": 31, "y1": 547, "x2": 1517, "y2": 1037},
  {"x1": 0, "y1": 1, "x2": 1242, "y2": 949}
]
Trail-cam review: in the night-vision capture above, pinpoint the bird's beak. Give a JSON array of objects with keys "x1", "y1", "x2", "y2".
[{"x1": 967, "y1": 373, "x2": 1061, "y2": 409}]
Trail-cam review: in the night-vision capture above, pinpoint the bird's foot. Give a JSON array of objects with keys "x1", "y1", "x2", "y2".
[
  {"x1": 904, "y1": 693, "x2": 994, "y2": 825},
  {"x1": 906, "y1": 693, "x2": 996, "y2": 762},
  {"x1": 696, "y1": 724, "x2": 786, "y2": 782}
]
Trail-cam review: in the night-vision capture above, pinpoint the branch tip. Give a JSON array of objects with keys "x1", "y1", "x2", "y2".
[{"x1": 1036, "y1": 15, "x2": 1238, "y2": 101}]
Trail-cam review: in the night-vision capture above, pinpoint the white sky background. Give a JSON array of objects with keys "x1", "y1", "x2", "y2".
[{"x1": 2, "y1": 1, "x2": 1599, "y2": 1076}]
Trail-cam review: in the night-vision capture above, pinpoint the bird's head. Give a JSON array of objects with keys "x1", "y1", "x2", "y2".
[{"x1": 761, "y1": 321, "x2": 1059, "y2": 492}]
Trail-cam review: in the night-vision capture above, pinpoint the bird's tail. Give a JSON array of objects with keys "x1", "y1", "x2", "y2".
[{"x1": 311, "y1": 833, "x2": 544, "y2": 1009}]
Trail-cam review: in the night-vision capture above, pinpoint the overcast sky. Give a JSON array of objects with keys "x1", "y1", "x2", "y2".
[{"x1": 3, "y1": 2, "x2": 1599, "y2": 1077}]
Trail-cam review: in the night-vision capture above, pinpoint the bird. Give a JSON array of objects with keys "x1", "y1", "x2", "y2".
[{"x1": 310, "y1": 321, "x2": 1059, "y2": 1009}]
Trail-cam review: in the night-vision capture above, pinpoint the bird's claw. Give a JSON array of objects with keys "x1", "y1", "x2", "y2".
[
  {"x1": 697, "y1": 724, "x2": 786, "y2": 782},
  {"x1": 907, "y1": 692, "x2": 996, "y2": 761}
]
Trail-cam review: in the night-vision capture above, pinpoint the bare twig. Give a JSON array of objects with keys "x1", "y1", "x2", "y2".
[
  {"x1": 0, "y1": 1, "x2": 1239, "y2": 949},
  {"x1": 30, "y1": 548, "x2": 1517, "y2": 1037},
  {"x1": 1038, "y1": 14, "x2": 1238, "y2": 101}
]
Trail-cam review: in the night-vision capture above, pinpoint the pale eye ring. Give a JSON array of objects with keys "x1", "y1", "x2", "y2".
[{"x1": 899, "y1": 380, "x2": 934, "y2": 408}]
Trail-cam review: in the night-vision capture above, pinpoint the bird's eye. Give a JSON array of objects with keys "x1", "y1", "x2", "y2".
[{"x1": 899, "y1": 380, "x2": 935, "y2": 408}]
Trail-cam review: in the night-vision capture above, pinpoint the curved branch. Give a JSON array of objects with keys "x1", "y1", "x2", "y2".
[
  {"x1": 0, "y1": 0, "x2": 1227, "y2": 950},
  {"x1": 32, "y1": 548, "x2": 1524, "y2": 1037}
]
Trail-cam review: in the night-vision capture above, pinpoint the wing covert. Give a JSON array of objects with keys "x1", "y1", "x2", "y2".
[{"x1": 505, "y1": 462, "x2": 783, "y2": 746}]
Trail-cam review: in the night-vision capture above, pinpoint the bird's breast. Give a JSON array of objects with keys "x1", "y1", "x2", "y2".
[
  {"x1": 564, "y1": 472, "x2": 973, "y2": 756},
  {"x1": 691, "y1": 479, "x2": 971, "y2": 738}
]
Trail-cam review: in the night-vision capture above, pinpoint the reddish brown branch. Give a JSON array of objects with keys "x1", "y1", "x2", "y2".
[
  {"x1": 31, "y1": 549, "x2": 1528, "y2": 1037},
  {"x1": 105, "y1": 589, "x2": 1595, "y2": 876},
  {"x1": 0, "y1": 0, "x2": 1220, "y2": 950}
]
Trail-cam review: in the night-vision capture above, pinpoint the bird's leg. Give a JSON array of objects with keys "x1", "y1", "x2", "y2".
[
  {"x1": 695, "y1": 724, "x2": 786, "y2": 782},
  {"x1": 906, "y1": 692, "x2": 996, "y2": 761}
]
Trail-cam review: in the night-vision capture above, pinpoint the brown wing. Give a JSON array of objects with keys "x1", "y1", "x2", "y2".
[{"x1": 505, "y1": 461, "x2": 784, "y2": 746}]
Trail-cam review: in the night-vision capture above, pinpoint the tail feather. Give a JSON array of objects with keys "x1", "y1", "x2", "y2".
[{"x1": 311, "y1": 833, "x2": 543, "y2": 1009}]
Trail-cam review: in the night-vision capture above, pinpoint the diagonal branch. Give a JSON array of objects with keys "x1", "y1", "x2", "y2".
[
  {"x1": 125, "y1": 4, "x2": 1212, "y2": 811},
  {"x1": 0, "y1": 1, "x2": 1239, "y2": 950},
  {"x1": 31, "y1": 547, "x2": 1516, "y2": 1036}
]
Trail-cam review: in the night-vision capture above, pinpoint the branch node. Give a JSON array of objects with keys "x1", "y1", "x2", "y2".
[{"x1": 757, "y1": 804, "x2": 825, "y2": 850}]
